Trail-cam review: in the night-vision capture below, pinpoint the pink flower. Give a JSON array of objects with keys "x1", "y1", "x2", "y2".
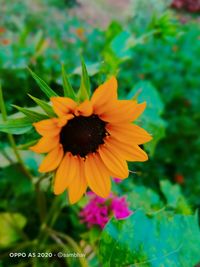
[
  {"x1": 80, "y1": 192, "x2": 132, "y2": 229},
  {"x1": 113, "y1": 177, "x2": 122, "y2": 183}
]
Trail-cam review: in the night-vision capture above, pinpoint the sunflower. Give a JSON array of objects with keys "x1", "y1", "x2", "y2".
[{"x1": 30, "y1": 77, "x2": 152, "y2": 204}]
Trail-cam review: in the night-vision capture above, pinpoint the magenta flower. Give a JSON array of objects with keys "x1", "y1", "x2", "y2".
[
  {"x1": 113, "y1": 177, "x2": 122, "y2": 183},
  {"x1": 80, "y1": 192, "x2": 132, "y2": 229}
]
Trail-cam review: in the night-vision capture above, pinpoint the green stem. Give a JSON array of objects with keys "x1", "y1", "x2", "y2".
[
  {"x1": 1, "y1": 147, "x2": 14, "y2": 163},
  {"x1": 37, "y1": 196, "x2": 62, "y2": 244},
  {"x1": 8, "y1": 134, "x2": 33, "y2": 181},
  {"x1": 35, "y1": 182, "x2": 47, "y2": 223},
  {"x1": 0, "y1": 86, "x2": 33, "y2": 181}
]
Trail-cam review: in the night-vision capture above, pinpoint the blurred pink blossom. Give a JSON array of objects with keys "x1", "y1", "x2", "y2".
[
  {"x1": 113, "y1": 177, "x2": 122, "y2": 183},
  {"x1": 80, "y1": 192, "x2": 132, "y2": 229}
]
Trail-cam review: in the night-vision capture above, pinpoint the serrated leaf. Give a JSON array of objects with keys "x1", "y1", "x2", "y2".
[
  {"x1": 0, "y1": 212, "x2": 27, "y2": 248},
  {"x1": 99, "y1": 210, "x2": 200, "y2": 267},
  {"x1": 77, "y1": 60, "x2": 90, "y2": 101},
  {"x1": 62, "y1": 65, "x2": 76, "y2": 100},
  {"x1": 0, "y1": 117, "x2": 32, "y2": 134},
  {"x1": 12, "y1": 105, "x2": 48, "y2": 122},
  {"x1": 28, "y1": 68, "x2": 58, "y2": 98},
  {"x1": 28, "y1": 94, "x2": 55, "y2": 117}
]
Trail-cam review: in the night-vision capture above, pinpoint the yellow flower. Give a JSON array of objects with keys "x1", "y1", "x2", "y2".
[{"x1": 30, "y1": 77, "x2": 152, "y2": 204}]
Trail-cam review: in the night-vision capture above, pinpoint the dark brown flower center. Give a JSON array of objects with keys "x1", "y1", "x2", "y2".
[{"x1": 60, "y1": 115, "x2": 107, "y2": 157}]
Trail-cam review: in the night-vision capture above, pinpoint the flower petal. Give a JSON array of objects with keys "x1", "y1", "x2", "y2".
[
  {"x1": 54, "y1": 153, "x2": 78, "y2": 195},
  {"x1": 99, "y1": 100, "x2": 146, "y2": 123},
  {"x1": 132, "y1": 102, "x2": 147, "y2": 121},
  {"x1": 106, "y1": 123, "x2": 152, "y2": 144},
  {"x1": 85, "y1": 153, "x2": 111, "y2": 198},
  {"x1": 56, "y1": 114, "x2": 74, "y2": 127},
  {"x1": 68, "y1": 157, "x2": 87, "y2": 204},
  {"x1": 30, "y1": 136, "x2": 59, "y2": 153},
  {"x1": 74, "y1": 100, "x2": 93, "y2": 117},
  {"x1": 98, "y1": 145, "x2": 129, "y2": 179},
  {"x1": 51, "y1": 97, "x2": 77, "y2": 117},
  {"x1": 33, "y1": 118, "x2": 61, "y2": 137},
  {"x1": 91, "y1": 76, "x2": 117, "y2": 113},
  {"x1": 105, "y1": 137, "x2": 148, "y2": 162},
  {"x1": 39, "y1": 145, "x2": 64, "y2": 173}
]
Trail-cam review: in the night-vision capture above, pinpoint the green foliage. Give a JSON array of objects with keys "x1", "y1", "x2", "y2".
[
  {"x1": 12, "y1": 105, "x2": 48, "y2": 122},
  {"x1": 0, "y1": 212, "x2": 27, "y2": 248},
  {"x1": 128, "y1": 81, "x2": 166, "y2": 156},
  {"x1": 28, "y1": 68, "x2": 58, "y2": 98},
  {"x1": 62, "y1": 65, "x2": 76, "y2": 100},
  {"x1": 127, "y1": 184, "x2": 163, "y2": 212},
  {"x1": 28, "y1": 94, "x2": 55, "y2": 117},
  {"x1": 148, "y1": 11, "x2": 179, "y2": 40},
  {"x1": 77, "y1": 60, "x2": 91, "y2": 101},
  {"x1": 99, "y1": 210, "x2": 200, "y2": 267},
  {"x1": 0, "y1": 1, "x2": 200, "y2": 267},
  {"x1": 0, "y1": 117, "x2": 32, "y2": 134},
  {"x1": 160, "y1": 180, "x2": 191, "y2": 214}
]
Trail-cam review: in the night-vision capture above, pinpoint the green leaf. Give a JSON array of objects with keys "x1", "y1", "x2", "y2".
[
  {"x1": 62, "y1": 65, "x2": 76, "y2": 100},
  {"x1": 128, "y1": 81, "x2": 167, "y2": 156},
  {"x1": 17, "y1": 139, "x2": 39, "y2": 150},
  {"x1": 160, "y1": 180, "x2": 191, "y2": 214},
  {"x1": 99, "y1": 210, "x2": 200, "y2": 267},
  {"x1": 77, "y1": 60, "x2": 91, "y2": 101},
  {"x1": 110, "y1": 31, "x2": 132, "y2": 60},
  {"x1": 0, "y1": 117, "x2": 32, "y2": 134},
  {"x1": 12, "y1": 105, "x2": 48, "y2": 122},
  {"x1": 28, "y1": 94, "x2": 55, "y2": 117},
  {"x1": 0, "y1": 212, "x2": 27, "y2": 248},
  {"x1": 28, "y1": 68, "x2": 58, "y2": 98},
  {"x1": 2, "y1": 163, "x2": 34, "y2": 195},
  {"x1": 127, "y1": 184, "x2": 163, "y2": 212},
  {"x1": 73, "y1": 62, "x2": 101, "y2": 76},
  {"x1": 0, "y1": 84, "x2": 7, "y2": 121}
]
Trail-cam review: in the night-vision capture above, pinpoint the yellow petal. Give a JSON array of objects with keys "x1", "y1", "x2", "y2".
[
  {"x1": 132, "y1": 102, "x2": 146, "y2": 121},
  {"x1": 98, "y1": 144, "x2": 129, "y2": 179},
  {"x1": 74, "y1": 100, "x2": 93, "y2": 117},
  {"x1": 106, "y1": 123, "x2": 152, "y2": 144},
  {"x1": 33, "y1": 118, "x2": 61, "y2": 137},
  {"x1": 84, "y1": 153, "x2": 111, "y2": 198},
  {"x1": 39, "y1": 145, "x2": 64, "y2": 173},
  {"x1": 56, "y1": 114, "x2": 74, "y2": 127},
  {"x1": 105, "y1": 137, "x2": 148, "y2": 162},
  {"x1": 99, "y1": 100, "x2": 145, "y2": 123},
  {"x1": 30, "y1": 136, "x2": 59, "y2": 153},
  {"x1": 54, "y1": 153, "x2": 78, "y2": 195},
  {"x1": 68, "y1": 157, "x2": 87, "y2": 204},
  {"x1": 51, "y1": 97, "x2": 77, "y2": 117},
  {"x1": 91, "y1": 76, "x2": 117, "y2": 113}
]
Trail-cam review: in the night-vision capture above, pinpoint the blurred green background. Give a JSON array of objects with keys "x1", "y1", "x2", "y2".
[{"x1": 0, "y1": 0, "x2": 200, "y2": 266}]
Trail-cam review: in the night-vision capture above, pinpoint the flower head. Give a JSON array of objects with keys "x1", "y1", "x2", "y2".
[
  {"x1": 30, "y1": 76, "x2": 152, "y2": 204},
  {"x1": 80, "y1": 192, "x2": 132, "y2": 229}
]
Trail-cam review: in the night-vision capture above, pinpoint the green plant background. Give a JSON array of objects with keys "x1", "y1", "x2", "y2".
[{"x1": 0, "y1": 0, "x2": 200, "y2": 266}]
